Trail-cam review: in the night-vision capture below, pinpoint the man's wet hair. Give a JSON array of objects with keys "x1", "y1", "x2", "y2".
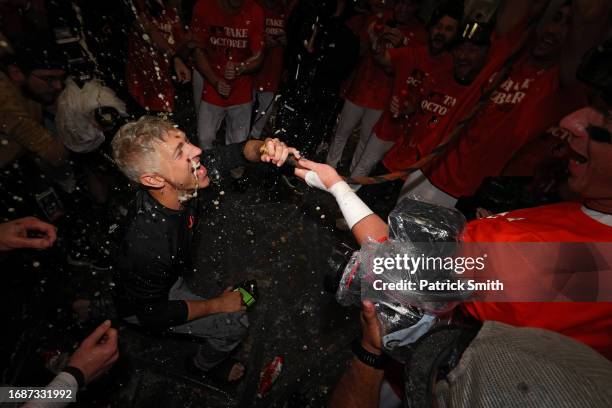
[
  {"x1": 0, "y1": 39, "x2": 66, "y2": 74},
  {"x1": 112, "y1": 116, "x2": 178, "y2": 183}
]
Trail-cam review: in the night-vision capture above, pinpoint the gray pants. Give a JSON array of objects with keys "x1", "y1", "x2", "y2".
[
  {"x1": 326, "y1": 99, "x2": 383, "y2": 169},
  {"x1": 126, "y1": 278, "x2": 249, "y2": 370},
  {"x1": 197, "y1": 100, "x2": 252, "y2": 149},
  {"x1": 350, "y1": 132, "x2": 395, "y2": 179},
  {"x1": 250, "y1": 91, "x2": 275, "y2": 139},
  {"x1": 192, "y1": 70, "x2": 204, "y2": 113}
]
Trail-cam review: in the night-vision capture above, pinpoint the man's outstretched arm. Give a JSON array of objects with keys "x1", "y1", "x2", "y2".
[
  {"x1": 199, "y1": 138, "x2": 300, "y2": 179},
  {"x1": 294, "y1": 159, "x2": 388, "y2": 244}
]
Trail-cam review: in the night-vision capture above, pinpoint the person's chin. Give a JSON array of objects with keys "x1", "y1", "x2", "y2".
[
  {"x1": 457, "y1": 65, "x2": 470, "y2": 75},
  {"x1": 454, "y1": 70, "x2": 469, "y2": 83}
]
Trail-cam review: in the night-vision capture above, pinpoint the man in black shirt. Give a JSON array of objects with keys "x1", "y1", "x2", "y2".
[{"x1": 111, "y1": 116, "x2": 299, "y2": 382}]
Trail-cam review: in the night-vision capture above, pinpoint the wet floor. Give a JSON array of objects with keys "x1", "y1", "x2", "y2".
[{"x1": 2, "y1": 163, "x2": 362, "y2": 407}]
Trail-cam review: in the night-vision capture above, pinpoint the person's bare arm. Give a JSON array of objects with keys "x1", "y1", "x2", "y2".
[
  {"x1": 372, "y1": 46, "x2": 393, "y2": 74},
  {"x1": 330, "y1": 357, "x2": 384, "y2": 408},
  {"x1": 495, "y1": 0, "x2": 548, "y2": 37},
  {"x1": 495, "y1": 0, "x2": 530, "y2": 37},
  {"x1": 193, "y1": 47, "x2": 218, "y2": 83},
  {"x1": 225, "y1": 51, "x2": 264, "y2": 81},
  {"x1": 173, "y1": 56, "x2": 191, "y2": 83},
  {"x1": 560, "y1": 0, "x2": 612, "y2": 86},
  {"x1": 234, "y1": 51, "x2": 264, "y2": 76},
  {"x1": 330, "y1": 301, "x2": 385, "y2": 408},
  {"x1": 193, "y1": 48, "x2": 231, "y2": 97},
  {"x1": 185, "y1": 289, "x2": 244, "y2": 321},
  {"x1": 352, "y1": 215, "x2": 388, "y2": 246},
  {"x1": 294, "y1": 160, "x2": 389, "y2": 244}
]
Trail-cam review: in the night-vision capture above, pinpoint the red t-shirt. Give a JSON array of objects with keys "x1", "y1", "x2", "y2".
[
  {"x1": 253, "y1": 3, "x2": 285, "y2": 93},
  {"x1": 373, "y1": 45, "x2": 453, "y2": 146},
  {"x1": 462, "y1": 202, "x2": 612, "y2": 360},
  {"x1": 192, "y1": 0, "x2": 265, "y2": 106},
  {"x1": 381, "y1": 23, "x2": 532, "y2": 173},
  {"x1": 424, "y1": 53, "x2": 563, "y2": 197},
  {"x1": 345, "y1": 18, "x2": 426, "y2": 111},
  {"x1": 126, "y1": 8, "x2": 184, "y2": 112},
  {"x1": 381, "y1": 62, "x2": 466, "y2": 171}
]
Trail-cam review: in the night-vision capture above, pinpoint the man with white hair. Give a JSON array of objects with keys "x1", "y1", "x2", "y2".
[{"x1": 111, "y1": 116, "x2": 298, "y2": 382}]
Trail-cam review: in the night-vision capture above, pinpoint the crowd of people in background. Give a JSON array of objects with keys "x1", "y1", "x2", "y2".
[{"x1": 1, "y1": 0, "x2": 612, "y2": 406}]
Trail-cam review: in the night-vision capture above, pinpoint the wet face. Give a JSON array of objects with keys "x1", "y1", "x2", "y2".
[
  {"x1": 452, "y1": 41, "x2": 489, "y2": 84},
  {"x1": 532, "y1": 5, "x2": 571, "y2": 61},
  {"x1": 394, "y1": 0, "x2": 418, "y2": 24},
  {"x1": 566, "y1": 112, "x2": 612, "y2": 201},
  {"x1": 429, "y1": 15, "x2": 459, "y2": 54},
  {"x1": 155, "y1": 129, "x2": 210, "y2": 191},
  {"x1": 24, "y1": 68, "x2": 66, "y2": 105}
]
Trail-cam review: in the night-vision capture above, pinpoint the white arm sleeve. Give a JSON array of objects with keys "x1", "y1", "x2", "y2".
[{"x1": 305, "y1": 171, "x2": 373, "y2": 230}]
